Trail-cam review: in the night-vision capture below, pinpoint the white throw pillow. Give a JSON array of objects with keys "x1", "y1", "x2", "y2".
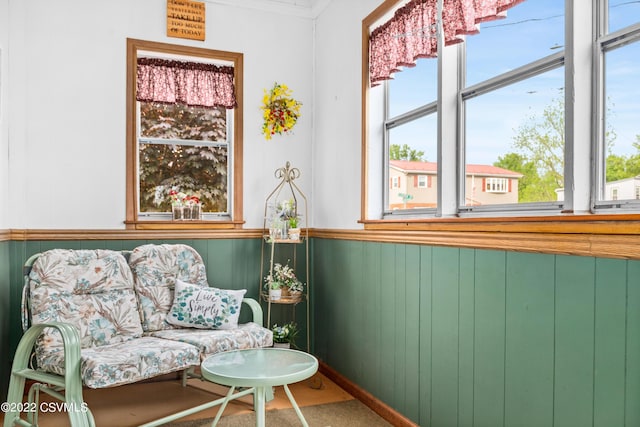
[{"x1": 167, "y1": 280, "x2": 246, "y2": 330}]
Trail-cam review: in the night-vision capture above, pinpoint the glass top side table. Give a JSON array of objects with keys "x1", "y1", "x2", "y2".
[{"x1": 201, "y1": 348, "x2": 318, "y2": 427}]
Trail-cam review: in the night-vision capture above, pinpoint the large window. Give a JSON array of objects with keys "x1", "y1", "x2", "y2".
[
  {"x1": 385, "y1": 56, "x2": 438, "y2": 214},
  {"x1": 595, "y1": 1, "x2": 640, "y2": 209},
  {"x1": 463, "y1": 0, "x2": 564, "y2": 212},
  {"x1": 126, "y1": 39, "x2": 243, "y2": 228},
  {"x1": 364, "y1": 0, "x2": 640, "y2": 221}
]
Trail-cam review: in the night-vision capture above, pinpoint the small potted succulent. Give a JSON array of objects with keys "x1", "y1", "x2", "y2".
[{"x1": 288, "y1": 216, "x2": 301, "y2": 240}]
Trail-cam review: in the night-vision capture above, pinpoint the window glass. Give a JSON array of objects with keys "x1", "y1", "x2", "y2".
[
  {"x1": 388, "y1": 59, "x2": 437, "y2": 117},
  {"x1": 387, "y1": 113, "x2": 438, "y2": 211},
  {"x1": 465, "y1": 68, "x2": 565, "y2": 206},
  {"x1": 602, "y1": 40, "x2": 640, "y2": 202},
  {"x1": 609, "y1": 0, "x2": 640, "y2": 33},
  {"x1": 138, "y1": 102, "x2": 229, "y2": 215},
  {"x1": 465, "y1": 0, "x2": 564, "y2": 86}
]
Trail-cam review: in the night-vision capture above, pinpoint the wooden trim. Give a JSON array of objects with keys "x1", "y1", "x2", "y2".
[
  {"x1": 0, "y1": 229, "x2": 10, "y2": 242},
  {"x1": 9, "y1": 228, "x2": 262, "y2": 241},
  {"x1": 125, "y1": 38, "x2": 244, "y2": 229},
  {"x1": 124, "y1": 220, "x2": 244, "y2": 230},
  {"x1": 311, "y1": 226, "x2": 640, "y2": 260},
  {"x1": 319, "y1": 360, "x2": 418, "y2": 427},
  {"x1": 361, "y1": 0, "x2": 407, "y2": 224}
]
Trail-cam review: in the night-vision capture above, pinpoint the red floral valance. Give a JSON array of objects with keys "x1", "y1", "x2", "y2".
[
  {"x1": 136, "y1": 57, "x2": 237, "y2": 109},
  {"x1": 369, "y1": 0, "x2": 526, "y2": 86}
]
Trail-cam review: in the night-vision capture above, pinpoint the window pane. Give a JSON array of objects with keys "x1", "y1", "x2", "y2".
[
  {"x1": 139, "y1": 102, "x2": 229, "y2": 214},
  {"x1": 465, "y1": 68, "x2": 565, "y2": 206},
  {"x1": 465, "y1": 0, "x2": 564, "y2": 86},
  {"x1": 140, "y1": 102, "x2": 227, "y2": 142},
  {"x1": 603, "y1": 40, "x2": 640, "y2": 202},
  {"x1": 388, "y1": 58, "x2": 437, "y2": 117},
  {"x1": 387, "y1": 114, "x2": 437, "y2": 211},
  {"x1": 609, "y1": 0, "x2": 640, "y2": 33},
  {"x1": 139, "y1": 144, "x2": 228, "y2": 214}
]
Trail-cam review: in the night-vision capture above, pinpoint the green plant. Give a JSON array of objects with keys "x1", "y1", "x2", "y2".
[
  {"x1": 288, "y1": 217, "x2": 299, "y2": 228},
  {"x1": 271, "y1": 322, "x2": 299, "y2": 345},
  {"x1": 264, "y1": 262, "x2": 305, "y2": 293}
]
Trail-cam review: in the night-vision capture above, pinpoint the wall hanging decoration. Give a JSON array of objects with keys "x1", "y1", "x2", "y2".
[{"x1": 261, "y1": 82, "x2": 302, "y2": 140}]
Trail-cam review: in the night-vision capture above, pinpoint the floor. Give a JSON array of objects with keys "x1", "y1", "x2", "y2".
[{"x1": 2, "y1": 372, "x2": 354, "y2": 426}]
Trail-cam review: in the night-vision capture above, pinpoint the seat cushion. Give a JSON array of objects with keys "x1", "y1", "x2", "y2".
[
  {"x1": 28, "y1": 249, "x2": 143, "y2": 356},
  {"x1": 36, "y1": 336, "x2": 200, "y2": 389},
  {"x1": 148, "y1": 322, "x2": 273, "y2": 360},
  {"x1": 128, "y1": 244, "x2": 209, "y2": 332}
]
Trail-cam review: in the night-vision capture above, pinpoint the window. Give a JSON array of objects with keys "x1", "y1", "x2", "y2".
[
  {"x1": 462, "y1": 0, "x2": 565, "y2": 212},
  {"x1": 485, "y1": 178, "x2": 508, "y2": 193},
  {"x1": 417, "y1": 175, "x2": 427, "y2": 188},
  {"x1": 126, "y1": 39, "x2": 243, "y2": 228},
  {"x1": 595, "y1": 1, "x2": 640, "y2": 209},
  {"x1": 364, "y1": 1, "x2": 640, "y2": 222},
  {"x1": 384, "y1": 61, "x2": 438, "y2": 216}
]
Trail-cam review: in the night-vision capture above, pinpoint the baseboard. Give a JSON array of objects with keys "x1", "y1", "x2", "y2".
[{"x1": 318, "y1": 360, "x2": 418, "y2": 427}]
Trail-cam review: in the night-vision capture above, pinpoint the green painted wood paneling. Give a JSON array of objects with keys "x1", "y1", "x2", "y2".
[
  {"x1": 473, "y1": 249, "x2": 506, "y2": 427},
  {"x1": 594, "y1": 258, "x2": 627, "y2": 427},
  {"x1": 0, "y1": 241, "x2": 11, "y2": 401},
  {"x1": 430, "y1": 247, "x2": 460, "y2": 427},
  {"x1": 554, "y1": 255, "x2": 595, "y2": 427},
  {"x1": 313, "y1": 238, "x2": 640, "y2": 426},
  {"x1": 458, "y1": 248, "x2": 475, "y2": 427},
  {"x1": 4, "y1": 237, "x2": 640, "y2": 426},
  {"x1": 626, "y1": 261, "x2": 640, "y2": 426}
]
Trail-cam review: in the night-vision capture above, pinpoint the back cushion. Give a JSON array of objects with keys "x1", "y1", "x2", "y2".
[
  {"x1": 29, "y1": 249, "x2": 143, "y2": 351},
  {"x1": 128, "y1": 244, "x2": 209, "y2": 332}
]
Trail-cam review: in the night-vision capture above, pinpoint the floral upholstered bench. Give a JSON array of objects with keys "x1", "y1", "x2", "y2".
[{"x1": 3, "y1": 244, "x2": 273, "y2": 427}]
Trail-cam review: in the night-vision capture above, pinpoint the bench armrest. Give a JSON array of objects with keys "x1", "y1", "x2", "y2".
[{"x1": 241, "y1": 298, "x2": 264, "y2": 327}]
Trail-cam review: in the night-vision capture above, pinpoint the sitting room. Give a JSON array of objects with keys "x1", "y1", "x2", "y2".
[{"x1": 1, "y1": 0, "x2": 640, "y2": 426}]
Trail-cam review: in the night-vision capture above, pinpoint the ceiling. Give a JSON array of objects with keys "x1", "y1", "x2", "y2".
[{"x1": 202, "y1": 0, "x2": 332, "y2": 18}]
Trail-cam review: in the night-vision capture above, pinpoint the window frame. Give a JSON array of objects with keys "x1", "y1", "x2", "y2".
[
  {"x1": 125, "y1": 38, "x2": 244, "y2": 230},
  {"x1": 593, "y1": 5, "x2": 640, "y2": 211}
]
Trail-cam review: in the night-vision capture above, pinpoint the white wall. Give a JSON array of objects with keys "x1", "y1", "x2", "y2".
[
  {"x1": 6, "y1": 0, "x2": 313, "y2": 229},
  {"x1": 0, "y1": 0, "x2": 8, "y2": 229},
  {"x1": 312, "y1": 0, "x2": 380, "y2": 229}
]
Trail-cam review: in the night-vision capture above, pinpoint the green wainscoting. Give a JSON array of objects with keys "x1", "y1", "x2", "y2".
[
  {"x1": 313, "y1": 238, "x2": 640, "y2": 427},
  {"x1": 2, "y1": 237, "x2": 639, "y2": 426},
  {"x1": 0, "y1": 241, "x2": 10, "y2": 401}
]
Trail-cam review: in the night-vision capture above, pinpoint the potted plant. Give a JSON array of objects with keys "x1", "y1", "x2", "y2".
[
  {"x1": 288, "y1": 216, "x2": 301, "y2": 240},
  {"x1": 265, "y1": 278, "x2": 283, "y2": 301},
  {"x1": 271, "y1": 321, "x2": 299, "y2": 348},
  {"x1": 269, "y1": 262, "x2": 304, "y2": 301}
]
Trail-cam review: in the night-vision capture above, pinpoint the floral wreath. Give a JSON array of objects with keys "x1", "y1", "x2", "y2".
[{"x1": 261, "y1": 82, "x2": 302, "y2": 140}]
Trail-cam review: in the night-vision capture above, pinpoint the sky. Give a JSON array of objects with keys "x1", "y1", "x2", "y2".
[{"x1": 387, "y1": 0, "x2": 640, "y2": 167}]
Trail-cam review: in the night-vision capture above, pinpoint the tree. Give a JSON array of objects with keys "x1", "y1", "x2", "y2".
[
  {"x1": 511, "y1": 97, "x2": 565, "y2": 200},
  {"x1": 139, "y1": 102, "x2": 228, "y2": 213},
  {"x1": 606, "y1": 139, "x2": 640, "y2": 182},
  {"x1": 389, "y1": 144, "x2": 425, "y2": 161}
]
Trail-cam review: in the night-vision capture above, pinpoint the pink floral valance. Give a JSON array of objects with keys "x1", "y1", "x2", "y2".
[
  {"x1": 369, "y1": 0, "x2": 526, "y2": 86},
  {"x1": 136, "y1": 58, "x2": 237, "y2": 109}
]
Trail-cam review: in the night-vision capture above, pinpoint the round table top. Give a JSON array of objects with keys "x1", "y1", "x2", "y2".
[{"x1": 201, "y1": 348, "x2": 319, "y2": 388}]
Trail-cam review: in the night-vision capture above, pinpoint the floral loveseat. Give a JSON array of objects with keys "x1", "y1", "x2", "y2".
[{"x1": 4, "y1": 244, "x2": 272, "y2": 427}]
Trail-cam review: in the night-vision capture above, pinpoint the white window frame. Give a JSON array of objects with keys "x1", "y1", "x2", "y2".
[{"x1": 593, "y1": 1, "x2": 640, "y2": 211}]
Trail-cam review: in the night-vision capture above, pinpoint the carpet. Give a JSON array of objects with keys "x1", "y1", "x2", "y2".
[{"x1": 166, "y1": 399, "x2": 393, "y2": 427}]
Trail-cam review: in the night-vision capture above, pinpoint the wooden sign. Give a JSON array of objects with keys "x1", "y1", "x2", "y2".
[{"x1": 167, "y1": 0, "x2": 205, "y2": 41}]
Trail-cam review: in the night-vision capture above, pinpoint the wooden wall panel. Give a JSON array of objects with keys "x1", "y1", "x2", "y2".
[
  {"x1": 313, "y1": 238, "x2": 640, "y2": 426},
  {"x1": 554, "y1": 255, "x2": 595, "y2": 427}
]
